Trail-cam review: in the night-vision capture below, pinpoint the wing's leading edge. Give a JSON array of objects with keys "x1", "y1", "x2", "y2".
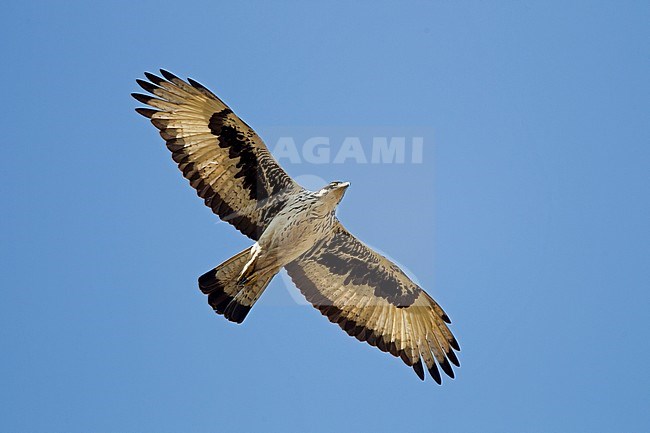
[
  {"x1": 286, "y1": 221, "x2": 459, "y2": 384},
  {"x1": 132, "y1": 70, "x2": 301, "y2": 240}
]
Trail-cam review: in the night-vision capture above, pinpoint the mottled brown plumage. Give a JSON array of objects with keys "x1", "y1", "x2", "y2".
[
  {"x1": 133, "y1": 70, "x2": 299, "y2": 240},
  {"x1": 133, "y1": 70, "x2": 460, "y2": 383}
]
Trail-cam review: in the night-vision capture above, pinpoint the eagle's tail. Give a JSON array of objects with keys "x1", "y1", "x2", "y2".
[{"x1": 198, "y1": 247, "x2": 275, "y2": 324}]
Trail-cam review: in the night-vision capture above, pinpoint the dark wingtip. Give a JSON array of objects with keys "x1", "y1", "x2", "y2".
[
  {"x1": 136, "y1": 79, "x2": 159, "y2": 94},
  {"x1": 131, "y1": 92, "x2": 153, "y2": 104},
  {"x1": 428, "y1": 363, "x2": 442, "y2": 385},
  {"x1": 144, "y1": 71, "x2": 165, "y2": 85},
  {"x1": 135, "y1": 107, "x2": 159, "y2": 118},
  {"x1": 439, "y1": 358, "x2": 455, "y2": 379},
  {"x1": 188, "y1": 77, "x2": 216, "y2": 96},
  {"x1": 450, "y1": 336, "x2": 460, "y2": 352},
  {"x1": 413, "y1": 360, "x2": 425, "y2": 381},
  {"x1": 447, "y1": 349, "x2": 460, "y2": 367},
  {"x1": 160, "y1": 69, "x2": 180, "y2": 82},
  {"x1": 442, "y1": 313, "x2": 451, "y2": 324},
  {"x1": 188, "y1": 77, "x2": 205, "y2": 89}
]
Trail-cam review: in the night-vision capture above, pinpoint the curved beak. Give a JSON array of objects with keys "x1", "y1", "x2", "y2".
[{"x1": 330, "y1": 182, "x2": 350, "y2": 203}]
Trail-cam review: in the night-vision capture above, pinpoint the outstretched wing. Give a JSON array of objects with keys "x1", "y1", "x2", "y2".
[
  {"x1": 285, "y1": 221, "x2": 460, "y2": 384},
  {"x1": 132, "y1": 70, "x2": 301, "y2": 240}
]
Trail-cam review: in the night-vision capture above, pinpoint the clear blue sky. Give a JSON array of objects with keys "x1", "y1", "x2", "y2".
[{"x1": 2, "y1": 1, "x2": 648, "y2": 432}]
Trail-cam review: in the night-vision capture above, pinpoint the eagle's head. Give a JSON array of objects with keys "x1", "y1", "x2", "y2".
[{"x1": 317, "y1": 181, "x2": 350, "y2": 205}]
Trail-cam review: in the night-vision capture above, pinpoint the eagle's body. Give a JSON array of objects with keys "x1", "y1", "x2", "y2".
[
  {"x1": 250, "y1": 183, "x2": 347, "y2": 277},
  {"x1": 133, "y1": 70, "x2": 460, "y2": 384}
]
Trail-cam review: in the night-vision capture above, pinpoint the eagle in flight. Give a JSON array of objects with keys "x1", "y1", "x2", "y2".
[{"x1": 132, "y1": 70, "x2": 460, "y2": 384}]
